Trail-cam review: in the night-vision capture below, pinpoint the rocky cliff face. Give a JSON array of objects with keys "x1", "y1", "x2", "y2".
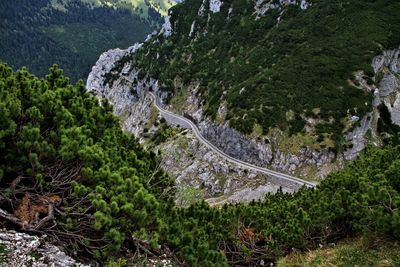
[
  {"x1": 344, "y1": 46, "x2": 400, "y2": 160},
  {"x1": 198, "y1": 119, "x2": 337, "y2": 179},
  {"x1": 372, "y1": 47, "x2": 400, "y2": 125},
  {"x1": 87, "y1": 44, "x2": 399, "y2": 172},
  {"x1": 157, "y1": 129, "x2": 297, "y2": 206},
  {"x1": 164, "y1": 81, "x2": 338, "y2": 180},
  {"x1": 255, "y1": 0, "x2": 311, "y2": 18},
  {"x1": 86, "y1": 43, "x2": 161, "y2": 138}
]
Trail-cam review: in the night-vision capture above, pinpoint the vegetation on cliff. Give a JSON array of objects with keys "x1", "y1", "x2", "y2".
[{"x1": 126, "y1": 0, "x2": 400, "y2": 149}]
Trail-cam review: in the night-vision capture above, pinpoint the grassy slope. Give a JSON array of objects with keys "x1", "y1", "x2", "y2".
[
  {"x1": 278, "y1": 236, "x2": 400, "y2": 267},
  {"x1": 51, "y1": 0, "x2": 176, "y2": 17}
]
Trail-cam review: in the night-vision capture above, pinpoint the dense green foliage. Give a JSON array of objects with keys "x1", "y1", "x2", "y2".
[
  {"x1": 1, "y1": 65, "x2": 399, "y2": 266},
  {"x1": 0, "y1": 244, "x2": 6, "y2": 264},
  {"x1": 0, "y1": 0, "x2": 161, "y2": 82},
  {"x1": 150, "y1": 121, "x2": 181, "y2": 145},
  {"x1": 0, "y1": 64, "x2": 173, "y2": 256},
  {"x1": 128, "y1": 0, "x2": 400, "y2": 146}
]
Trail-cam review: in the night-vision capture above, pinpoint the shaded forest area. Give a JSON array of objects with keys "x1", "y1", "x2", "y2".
[{"x1": 0, "y1": 0, "x2": 161, "y2": 82}]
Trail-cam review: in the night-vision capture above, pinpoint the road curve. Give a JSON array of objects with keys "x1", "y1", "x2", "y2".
[{"x1": 149, "y1": 92, "x2": 317, "y2": 188}]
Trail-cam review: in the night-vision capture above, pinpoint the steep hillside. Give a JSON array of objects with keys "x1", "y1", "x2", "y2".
[
  {"x1": 0, "y1": 0, "x2": 175, "y2": 82},
  {"x1": 132, "y1": 0, "x2": 400, "y2": 144},
  {"x1": 88, "y1": 0, "x2": 400, "y2": 181}
]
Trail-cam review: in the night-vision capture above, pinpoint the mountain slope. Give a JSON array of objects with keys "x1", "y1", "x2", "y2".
[
  {"x1": 88, "y1": 0, "x2": 400, "y2": 181},
  {"x1": 127, "y1": 0, "x2": 400, "y2": 149},
  {"x1": 0, "y1": 0, "x2": 174, "y2": 82}
]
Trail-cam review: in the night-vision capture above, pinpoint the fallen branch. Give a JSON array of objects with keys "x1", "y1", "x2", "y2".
[
  {"x1": 0, "y1": 207, "x2": 22, "y2": 225},
  {"x1": 32, "y1": 203, "x2": 55, "y2": 230}
]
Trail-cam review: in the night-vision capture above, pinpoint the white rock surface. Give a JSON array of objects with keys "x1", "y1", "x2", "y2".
[
  {"x1": 372, "y1": 46, "x2": 400, "y2": 126},
  {"x1": 300, "y1": 0, "x2": 310, "y2": 10},
  {"x1": 209, "y1": 0, "x2": 222, "y2": 13},
  {"x1": 0, "y1": 229, "x2": 89, "y2": 267},
  {"x1": 372, "y1": 47, "x2": 400, "y2": 74},
  {"x1": 161, "y1": 16, "x2": 172, "y2": 38},
  {"x1": 254, "y1": 0, "x2": 279, "y2": 17},
  {"x1": 227, "y1": 7, "x2": 233, "y2": 19},
  {"x1": 145, "y1": 31, "x2": 158, "y2": 42},
  {"x1": 85, "y1": 42, "x2": 165, "y2": 138},
  {"x1": 207, "y1": 184, "x2": 294, "y2": 205},
  {"x1": 198, "y1": 0, "x2": 207, "y2": 16},
  {"x1": 344, "y1": 114, "x2": 372, "y2": 160},
  {"x1": 379, "y1": 73, "x2": 399, "y2": 97},
  {"x1": 86, "y1": 43, "x2": 142, "y2": 95},
  {"x1": 189, "y1": 21, "x2": 196, "y2": 37},
  {"x1": 344, "y1": 46, "x2": 400, "y2": 159},
  {"x1": 255, "y1": 0, "x2": 311, "y2": 17}
]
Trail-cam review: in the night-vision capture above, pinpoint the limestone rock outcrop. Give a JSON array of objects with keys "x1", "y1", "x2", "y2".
[
  {"x1": 344, "y1": 46, "x2": 400, "y2": 160},
  {"x1": 254, "y1": 0, "x2": 311, "y2": 18},
  {"x1": 372, "y1": 46, "x2": 400, "y2": 125},
  {"x1": 0, "y1": 229, "x2": 89, "y2": 267}
]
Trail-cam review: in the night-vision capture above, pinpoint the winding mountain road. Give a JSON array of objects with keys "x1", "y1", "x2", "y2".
[{"x1": 149, "y1": 92, "x2": 317, "y2": 188}]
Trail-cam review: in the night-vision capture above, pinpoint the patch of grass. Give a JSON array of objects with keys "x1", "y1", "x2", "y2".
[
  {"x1": 28, "y1": 251, "x2": 40, "y2": 260},
  {"x1": 51, "y1": 0, "x2": 176, "y2": 18},
  {"x1": 251, "y1": 123, "x2": 264, "y2": 138},
  {"x1": 215, "y1": 172, "x2": 227, "y2": 189},
  {"x1": 151, "y1": 123, "x2": 182, "y2": 145},
  {"x1": 276, "y1": 131, "x2": 320, "y2": 155},
  {"x1": 0, "y1": 244, "x2": 7, "y2": 264},
  {"x1": 106, "y1": 257, "x2": 128, "y2": 267},
  {"x1": 145, "y1": 105, "x2": 160, "y2": 129},
  {"x1": 170, "y1": 87, "x2": 189, "y2": 114},
  {"x1": 278, "y1": 236, "x2": 400, "y2": 267},
  {"x1": 176, "y1": 186, "x2": 204, "y2": 207}
]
